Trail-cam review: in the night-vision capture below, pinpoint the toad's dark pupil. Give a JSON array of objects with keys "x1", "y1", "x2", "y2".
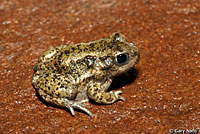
[{"x1": 117, "y1": 54, "x2": 127, "y2": 64}]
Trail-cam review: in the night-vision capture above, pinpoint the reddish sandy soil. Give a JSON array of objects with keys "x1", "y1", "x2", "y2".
[{"x1": 0, "y1": 0, "x2": 200, "y2": 133}]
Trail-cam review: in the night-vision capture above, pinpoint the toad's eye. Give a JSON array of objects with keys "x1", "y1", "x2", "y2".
[{"x1": 115, "y1": 53, "x2": 129, "y2": 65}]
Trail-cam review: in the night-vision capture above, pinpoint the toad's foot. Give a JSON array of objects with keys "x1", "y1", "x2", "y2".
[
  {"x1": 67, "y1": 101, "x2": 94, "y2": 117},
  {"x1": 36, "y1": 88, "x2": 94, "y2": 117},
  {"x1": 113, "y1": 90, "x2": 125, "y2": 101}
]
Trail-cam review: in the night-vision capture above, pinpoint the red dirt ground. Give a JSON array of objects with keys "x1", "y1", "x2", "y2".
[{"x1": 0, "y1": 0, "x2": 200, "y2": 133}]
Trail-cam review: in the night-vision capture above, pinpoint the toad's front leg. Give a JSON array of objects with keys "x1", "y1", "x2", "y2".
[{"x1": 87, "y1": 79, "x2": 125, "y2": 104}]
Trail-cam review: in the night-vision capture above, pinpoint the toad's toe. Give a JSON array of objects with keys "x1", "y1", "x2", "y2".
[{"x1": 72, "y1": 103, "x2": 94, "y2": 117}]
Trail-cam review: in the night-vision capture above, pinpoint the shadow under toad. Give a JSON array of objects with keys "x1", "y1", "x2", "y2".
[{"x1": 89, "y1": 68, "x2": 139, "y2": 105}]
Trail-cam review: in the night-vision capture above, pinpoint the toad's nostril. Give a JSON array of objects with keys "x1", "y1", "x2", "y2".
[{"x1": 134, "y1": 51, "x2": 139, "y2": 56}]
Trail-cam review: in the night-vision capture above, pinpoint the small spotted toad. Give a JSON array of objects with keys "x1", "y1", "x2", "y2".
[{"x1": 32, "y1": 33, "x2": 139, "y2": 117}]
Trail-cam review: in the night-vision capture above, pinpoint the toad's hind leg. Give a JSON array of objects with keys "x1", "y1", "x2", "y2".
[
  {"x1": 33, "y1": 73, "x2": 93, "y2": 117},
  {"x1": 37, "y1": 89, "x2": 94, "y2": 117}
]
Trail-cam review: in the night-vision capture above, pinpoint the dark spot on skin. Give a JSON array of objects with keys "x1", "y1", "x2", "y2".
[
  {"x1": 72, "y1": 69, "x2": 76, "y2": 72},
  {"x1": 100, "y1": 40, "x2": 104, "y2": 44},
  {"x1": 112, "y1": 43, "x2": 115, "y2": 47},
  {"x1": 57, "y1": 93, "x2": 60, "y2": 97},
  {"x1": 76, "y1": 59, "x2": 80, "y2": 63},
  {"x1": 65, "y1": 72, "x2": 70, "y2": 75},
  {"x1": 70, "y1": 60, "x2": 74, "y2": 63},
  {"x1": 92, "y1": 93, "x2": 95, "y2": 97},
  {"x1": 106, "y1": 98, "x2": 111, "y2": 102},
  {"x1": 84, "y1": 48, "x2": 88, "y2": 51},
  {"x1": 60, "y1": 52, "x2": 63, "y2": 56},
  {"x1": 99, "y1": 96, "x2": 103, "y2": 101},
  {"x1": 90, "y1": 49, "x2": 94, "y2": 52},
  {"x1": 80, "y1": 58, "x2": 85, "y2": 62},
  {"x1": 58, "y1": 58, "x2": 62, "y2": 63},
  {"x1": 62, "y1": 65, "x2": 67, "y2": 70},
  {"x1": 58, "y1": 68, "x2": 62, "y2": 73},
  {"x1": 90, "y1": 43, "x2": 95, "y2": 48},
  {"x1": 71, "y1": 47, "x2": 76, "y2": 51},
  {"x1": 100, "y1": 56, "x2": 106, "y2": 61},
  {"x1": 117, "y1": 45, "x2": 123, "y2": 52},
  {"x1": 54, "y1": 62, "x2": 58, "y2": 67},
  {"x1": 77, "y1": 44, "x2": 81, "y2": 48},
  {"x1": 65, "y1": 50, "x2": 70, "y2": 56}
]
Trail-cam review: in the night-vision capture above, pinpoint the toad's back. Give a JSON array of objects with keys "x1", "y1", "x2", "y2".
[{"x1": 35, "y1": 35, "x2": 128, "y2": 82}]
